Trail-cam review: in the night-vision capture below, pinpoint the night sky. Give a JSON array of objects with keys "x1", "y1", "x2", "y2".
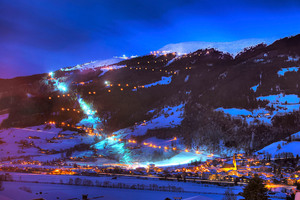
[{"x1": 1, "y1": 0, "x2": 300, "y2": 78}]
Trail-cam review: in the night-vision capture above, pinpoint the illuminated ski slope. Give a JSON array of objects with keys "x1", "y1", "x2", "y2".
[{"x1": 47, "y1": 71, "x2": 134, "y2": 164}]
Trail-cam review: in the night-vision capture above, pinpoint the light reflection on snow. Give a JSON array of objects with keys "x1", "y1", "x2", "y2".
[{"x1": 48, "y1": 71, "x2": 133, "y2": 164}]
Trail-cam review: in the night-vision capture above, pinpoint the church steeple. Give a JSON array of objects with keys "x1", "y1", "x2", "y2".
[{"x1": 233, "y1": 153, "x2": 237, "y2": 170}]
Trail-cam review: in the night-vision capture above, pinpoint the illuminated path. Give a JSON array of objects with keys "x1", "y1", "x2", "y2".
[
  {"x1": 47, "y1": 71, "x2": 133, "y2": 164},
  {"x1": 46, "y1": 69, "x2": 213, "y2": 166}
]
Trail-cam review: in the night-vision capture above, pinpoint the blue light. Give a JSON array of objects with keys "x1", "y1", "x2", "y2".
[{"x1": 57, "y1": 83, "x2": 68, "y2": 92}]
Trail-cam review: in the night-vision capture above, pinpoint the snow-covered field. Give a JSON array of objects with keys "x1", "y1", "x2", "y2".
[
  {"x1": 258, "y1": 131, "x2": 300, "y2": 156},
  {"x1": 0, "y1": 181, "x2": 224, "y2": 200},
  {"x1": 0, "y1": 104, "x2": 210, "y2": 167},
  {"x1": 259, "y1": 140, "x2": 300, "y2": 157},
  {"x1": 93, "y1": 104, "x2": 200, "y2": 165},
  {"x1": 0, "y1": 125, "x2": 94, "y2": 162},
  {"x1": 277, "y1": 66, "x2": 299, "y2": 77},
  {"x1": 0, "y1": 172, "x2": 243, "y2": 200},
  {"x1": 216, "y1": 93, "x2": 300, "y2": 125},
  {"x1": 144, "y1": 76, "x2": 172, "y2": 88}
]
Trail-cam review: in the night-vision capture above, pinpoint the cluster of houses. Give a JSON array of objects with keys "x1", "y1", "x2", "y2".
[{"x1": 1, "y1": 153, "x2": 300, "y2": 189}]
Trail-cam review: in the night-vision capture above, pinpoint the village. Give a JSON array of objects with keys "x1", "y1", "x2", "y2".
[{"x1": 1, "y1": 151, "x2": 299, "y2": 191}]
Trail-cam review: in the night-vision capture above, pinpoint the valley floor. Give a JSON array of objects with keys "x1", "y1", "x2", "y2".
[
  {"x1": 1, "y1": 181, "x2": 222, "y2": 200},
  {"x1": 0, "y1": 172, "x2": 285, "y2": 200}
]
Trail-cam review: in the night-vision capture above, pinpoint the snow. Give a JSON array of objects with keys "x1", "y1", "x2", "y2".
[
  {"x1": 217, "y1": 93, "x2": 300, "y2": 125},
  {"x1": 183, "y1": 196, "x2": 214, "y2": 200},
  {"x1": 159, "y1": 38, "x2": 273, "y2": 56},
  {"x1": 147, "y1": 151, "x2": 206, "y2": 167},
  {"x1": 254, "y1": 58, "x2": 264, "y2": 63},
  {"x1": 98, "y1": 65, "x2": 127, "y2": 77},
  {"x1": 216, "y1": 107, "x2": 273, "y2": 124},
  {"x1": 215, "y1": 108, "x2": 252, "y2": 116},
  {"x1": 257, "y1": 93, "x2": 300, "y2": 104},
  {"x1": 288, "y1": 131, "x2": 300, "y2": 140},
  {"x1": 144, "y1": 76, "x2": 172, "y2": 88},
  {"x1": 0, "y1": 125, "x2": 94, "y2": 162},
  {"x1": 94, "y1": 104, "x2": 185, "y2": 164},
  {"x1": 61, "y1": 58, "x2": 124, "y2": 72},
  {"x1": 128, "y1": 104, "x2": 184, "y2": 136},
  {"x1": 258, "y1": 140, "x2": 300, "y2": 157},
  {"x1": 277, "y1": 67, "x2": 299, "y2": 77},
  {"x1": 184, "y1": 75, "x2": 190, "y2": 82},
  {"x1": 1, "y1": 179, "x2": 229, "y2": 200},
  {"x1": 286, "y1": 56, "x2": 300, "y2": 62},
  {"x1": 0, "y1": 113, "x2": 9, "y2": 125},
  {"x1": 0, "y1": 172, "x2": 244, "y2": 200},
  {"x1": 165, "y1": 58, "x2": 176, "y2": 66},
  {"x1": 251, "y1": 84, "x2": 259, "y2": 92}
]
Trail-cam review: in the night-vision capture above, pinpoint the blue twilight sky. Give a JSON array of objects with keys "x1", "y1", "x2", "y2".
[{"x1": 1, "y1": 0, "x2": 300, "y2": 78}]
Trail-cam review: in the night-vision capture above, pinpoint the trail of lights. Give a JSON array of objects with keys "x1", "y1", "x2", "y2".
[
  {"x1": 48, "y1": 72, "x2": 68, "y2": 93},
  {"x1": 47, "y1": 71, "x2": 134, "y2": 164},
  {"x1": 46, "y1": 69, "x2": 213, "y2": 166},
  {"x1": 77, "y1": 97, "x2": 101, "y2": 130}
]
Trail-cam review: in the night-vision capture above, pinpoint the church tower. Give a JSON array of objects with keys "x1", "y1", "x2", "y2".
[{"x1": 233, "y1": 153, "x2": 237, "y2": 170}]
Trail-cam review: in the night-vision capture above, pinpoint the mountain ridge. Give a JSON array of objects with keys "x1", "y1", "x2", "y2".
[{"x1": 1, "y1": 34, "x2": 300, "y2": 164}]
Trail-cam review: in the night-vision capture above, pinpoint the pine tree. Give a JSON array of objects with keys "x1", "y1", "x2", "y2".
[
  {"x1": 241, "y1": 174, "x2": 269, "y2": 200},
  {"x1": 277, "y1": 143, "x2": 281, "y2": 150}
]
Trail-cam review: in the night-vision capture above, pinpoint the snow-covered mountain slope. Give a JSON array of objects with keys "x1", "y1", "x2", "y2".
[
  {"x1": 61, "y1": 58, "x2": 124, "y2": 72},
  {"x1": 3, "y1": 34, "x2": 300, "y2": 166},
  {"x1": 159, "y1": 38, "x2": 274, "y2": 56},
  {"x1": 258, "y1": 131, "x2": 300, "y2": 157},
  {"x1": 0, "y1": 125, "x2": 94, "y2": 162},
  {"x1": 216, "y1": 93, "x2": 300, "y2": 125}
]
